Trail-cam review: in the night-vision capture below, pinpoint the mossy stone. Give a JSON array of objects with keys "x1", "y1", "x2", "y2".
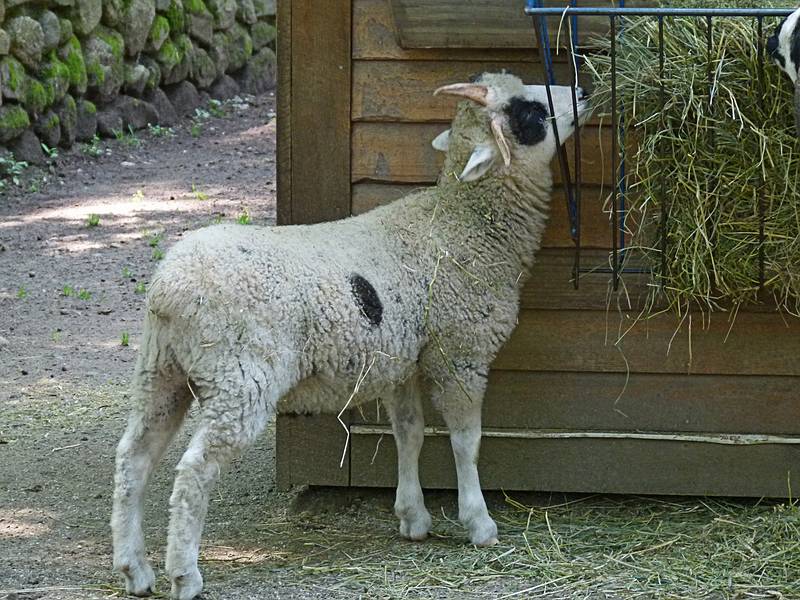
[
  {"x1": 250, "y1": 21, "x2": 276, "y2": 51},
  {"x1": 70, "y1": 0, "x2": 103, "y2": 37},
  {"x1": 164, "y1": 0, "x2": 186, "y2": 33},
  {"x1": 7, "y1": 16, "x2": 45, "y2": 69},
  {"x1": 75, "y1": 98, "x2": 97, "y2": 141},
  {"x1": 121, "y1": 0, "x2": 156, "y2": 57},
  {"x1": 237, "y1": 0, "x2": 256, "y2": 25},
  {"x1": 57, "y1": 94, "x2": 78, "y2": 147},
  {"x1": 1, "y1": 56, "x2": 29, "y2": 101},
  {"x1": 58, "y1": 36, "x2": 88, "y2": 95},
  {"x1": 0, "y1": 105, "x2": 30, "y2": 143},
  {"x1": 225, "y1": 23, "x2": 252, "y2": 72},
  {"x1": 102, "y1": 0, "x2": 124, "y2": 28},
  {"x1": 160, "y1": 33, "x2": 191, "y2": 84},
  {"x1": 252, "y1": 0, "x2": 276, "y2": 18},
  {"x1": 39, "y1": 51, "x2": 70, "y2": 105},
  {"x1": 205, "y1": 0, "x2": 235, "y2": 30},
  {"x1": 148, "y1": 15, "x2": 170, "y2": 51},
  {"x1": 188, "y1": 45, "x2": 215, "y2": 89},
  {"x1": 38, "y1": 10, "x2": 61, "y2": 53},
  {"x1": 0, "y1": 30, "x2": 10, "y2": 56},
  {"x1": 58, "y1": 18, "x2": 74, "y2": 46},
  {"x1": 24, "y1": 79, "x2": 49, "y2": 114},
  {"x1": 34, "y1": 109, "x2": 61, "y2": 148},
  {"x1": 140, "y1": 55, "x2": 161, "y2": 90},
  {"x1": 83, "y1": 27, "x2": 125, "y2": 103},
  {"x1": 183, "y1": 0, "x2": 208, "y2": 16}
]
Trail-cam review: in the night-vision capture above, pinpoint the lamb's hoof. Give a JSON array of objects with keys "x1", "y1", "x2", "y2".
[
  {"x1": 399, "y1": 511, "x2": 432, "y2": 541},
  {"x1": 467, "y1": 516, "x2": 499, "y2": 547},
  {"x1": 170, "y1": 568, "x2": 203, "y2": 600},
  {"x1": 118, "y1": 561, "x2": 156, "y2": 597}
]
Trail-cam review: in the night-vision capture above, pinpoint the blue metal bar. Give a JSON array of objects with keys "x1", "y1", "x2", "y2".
[{"x1": 524, "y1": 6, "x2": 795, "y2": 17}]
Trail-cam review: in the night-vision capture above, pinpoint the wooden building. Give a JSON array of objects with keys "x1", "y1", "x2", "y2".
[{"x1": 275, "y1": 0, "x2": 800, "y2": 496}]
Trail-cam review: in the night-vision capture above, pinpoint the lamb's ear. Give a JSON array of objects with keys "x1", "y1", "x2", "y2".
[
  {"x1": 431, "y1": 129, "x2": 450, "y2": 151},
  {"x1": 795, "y1": 70, "x2": 800, "y2": 136},
  {"x1": 459, "y1": 144, "x2": 497, "y2": 182}
]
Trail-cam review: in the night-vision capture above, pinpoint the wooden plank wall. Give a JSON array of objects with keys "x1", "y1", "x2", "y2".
[{"x1": 277, "y1": 0, "x2": 800, "y2": 496}]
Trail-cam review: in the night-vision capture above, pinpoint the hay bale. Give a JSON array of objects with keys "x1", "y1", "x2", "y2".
[{"x1": 584, "y1": 1, "x2": 800, "y2": 314}]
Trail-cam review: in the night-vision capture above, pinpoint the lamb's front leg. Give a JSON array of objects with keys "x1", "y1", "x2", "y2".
[
  {"x1": 384, "y1": 383, "x2": 432, "y2": 541},
  {"x1": 437, "y1": 384, "x2": 498, "y2": 546}
]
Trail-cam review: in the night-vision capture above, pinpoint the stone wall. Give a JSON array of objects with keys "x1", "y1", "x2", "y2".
[{"x1": 0, "y1": 0, "x2": 276, "y2": 163}]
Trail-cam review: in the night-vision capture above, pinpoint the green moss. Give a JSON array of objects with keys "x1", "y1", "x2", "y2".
[
  {"x1": 157, "y1": 39, "x2": 181, "y2": 70},
  {"x1": 24, "y1": 80, "x2": 49, "y2": 114},
  {"x1": 47, "y1": 113, "x2": 61, "y2": 130},
  {"x1": 2, "y1": 57, "x2": 27, "y2": 96},
  {"x1": 149, "y1": 15, "x2": 170, "y2": 45},
  {"x1": 98, "y1": 30, "x2": 124, "y2": 61},
  {"x1": 86, "y1": 61, "x2": 106, "y2": 85},
  {"x1": 62, "y1": 36, "x2": 87, "y2": 91},
  {"x1": 183, "y1": 0, "x2": 208, "y2": 15},
  {"x1": 165, "y1": 1, "x2": 186, "y2": 33},
  {"x1": 0, "y1": 106, "x2": 31, "y2": 131},
  {"x1": 83, "y1": 100, "x2": 97, "y2": 115}
]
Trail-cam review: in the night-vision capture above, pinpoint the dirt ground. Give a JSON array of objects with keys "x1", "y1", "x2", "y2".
[{"x1": 2, "y1": 93, "x2": 799, "y2": 600}]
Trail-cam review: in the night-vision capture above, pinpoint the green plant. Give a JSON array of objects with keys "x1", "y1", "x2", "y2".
[
  {"x1": 51, "y1": 330, "x2": 61, "y2": 343},
  {"x1": 190, "y1": 122, "x2": 202, "y2": 137},
  {"x1": 77, "y1": 289, "x2": 92, "y2": 301},
  {"x1": 148, "y1": 123, "x2": 174, "y2": 137},
  {"x1": 207, "y1": 99, "x2": 225, "y2": 118},
  {"x1": 191, "y1": 183, "x2": 208, "y2": 201},
  {"x1": 0, "y1": 153, "x2": 29, "y2": 187},
  {"x1": 82, "y1": 135, "x2": 103, "y2": 157},
  {"x1": 16, "y1": 287, "x2": 28, "y2": 299},
  {"x1": 121, "y1": 267, "x2": 132, "y2": 279},
  {"x1": 62, "y1": 285, "x2": 74, "y2": 297},
  {"x1": 237, "y1": 210, "x2": 252, "y2": 225},
  {"x1": 121, "y1": 332, "x2": 130, "y2": 347},
  {"x1": 132, "y1": 189, "x2": 144, "y2": 201},
  {"x1": 41, "y1": 143, "x2": 58, "y2": 160},
  {"x1": 147, "y1": 232, "x2": 163, "y2": 247},
  {"x1": 87, "y1": 214, "x2": 100, "y2": 228},
  {"x1": 134, "y1": 282, "x2": 146, "y2": 294},
  {"x1": 114, "y1": 125, "x2": 141, "y2": 148},
  {"x1": 152, "y1": 248, "x2": 164, "y2": 261}
]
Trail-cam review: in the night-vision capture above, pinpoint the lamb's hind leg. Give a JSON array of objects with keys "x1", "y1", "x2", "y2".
[
  {"x1": 165, "y1": 366, "x2": 276, "y2": 600},
  {"x1": 112, "y1": 368, "x2": 191, "y2": 596},
  {"x1": 384, "y1": 379, "x2": 432, "y2": 541}
]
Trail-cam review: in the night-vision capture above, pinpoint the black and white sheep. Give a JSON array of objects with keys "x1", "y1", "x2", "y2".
[
  {"x1": 767, "y1": 6, "x2": 800, "y2": 134},
  {"x1": 111, "y1": 72, "x2": 589, "y2": 600}
]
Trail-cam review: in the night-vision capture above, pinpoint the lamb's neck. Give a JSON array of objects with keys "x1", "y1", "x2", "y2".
[{"x1": 433, "y1": 169, "x2": 554, "y2": 275}]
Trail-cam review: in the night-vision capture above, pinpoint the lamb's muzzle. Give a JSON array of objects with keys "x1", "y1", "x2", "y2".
[{"x1": 111, "y1": 72, "x2": 586, "y2": 600}]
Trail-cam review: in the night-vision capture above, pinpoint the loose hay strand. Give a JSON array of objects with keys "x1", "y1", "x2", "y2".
[{"x1": 583, "y1": 1, "x2": 800, "y2": 316}]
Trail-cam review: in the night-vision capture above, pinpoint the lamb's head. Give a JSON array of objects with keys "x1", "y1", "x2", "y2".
[
  {"x1": 431, "y1": 72, "x2": 589, "y2": 182},
  {"x1": 767, "y1": 8, "x2": 800, "y2": 135},
  {"x1": 767, "y1": 8, "x2": 800, "y2": 83}
]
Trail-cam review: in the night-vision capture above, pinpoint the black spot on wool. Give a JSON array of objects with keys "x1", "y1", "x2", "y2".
[
  {"x1": 792, "y1": 20, "x2": 800, "y2": 74},
  {"x1": 503, "y1": 97, "x2": 548, "y2": 146},
  {"x1": 349, "y1": 273, "x2": 383, "y2": 327}
]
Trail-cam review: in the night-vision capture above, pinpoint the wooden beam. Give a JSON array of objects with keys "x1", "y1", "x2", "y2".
[
  {"x1": 276, "y1": 0, "x2": 292, "y2": 225},
  {"x1": 350, "y1": 430, "x2": 800, "y2": 497},
  {"x1": 286, "y1": 0, "x2": 352, "y2": 224}
]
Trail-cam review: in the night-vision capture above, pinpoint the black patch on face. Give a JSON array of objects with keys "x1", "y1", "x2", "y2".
[
  {"x1": 503, "y1": 97, "x2": 548, "y2": 146},
  {"x1": 349, "y1": 273, "x2": 382, "y2": 327},
  {"x1": 767, "y1": 21, "x2": 782, "y2": 64}
]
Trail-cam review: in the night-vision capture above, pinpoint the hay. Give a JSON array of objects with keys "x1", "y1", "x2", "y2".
[{"x1": 582, "y1": 1, "x2": 800, "y2": 315}]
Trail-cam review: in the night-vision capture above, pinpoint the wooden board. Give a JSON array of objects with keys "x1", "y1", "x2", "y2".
[
  {"x1": 276, "y1": 0, "x2": 291, "y2": 225},
  {"x1": 284, "y1": 0, "x2": 351, "y2": 224},
  {"x1": 350, "y1": 370, "x2": 800, "y2": 435},
  {"x1": 495, "y1": 309, "x2": 800, "y2": 376},
  {"x1": 350, "y1": 431, "x2": 800, "y2": 497},
  {"x1": 352, "y1": 184, "x2": 617, "y2": 249},
  {"x1": 353, "y1": 60, "x2": 593, "y2": 123},
  {"x1": 391, "y1": 0, "x2": 657, "y2": 50},
  {"x1": 276, "y1": 412, "x2": 350, "y2": 488},
  {"x1": 354, "y1": 0, "x2": 541, "y2": 61},
  {"x1": 352, "y1": 122, "x2": 612, "y2": 185}
]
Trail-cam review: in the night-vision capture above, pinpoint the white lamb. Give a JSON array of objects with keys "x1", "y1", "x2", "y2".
[
  {"x1": 111, "y1": 72, "x2": 588, "y2": 600},
  {"x1": 767, "y1": 6, "x2": 800, "y2": 133}
]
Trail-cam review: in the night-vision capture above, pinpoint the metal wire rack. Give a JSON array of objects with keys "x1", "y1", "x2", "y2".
[{"x1": 525, "y1": 2, "x2": 796, "y2": 290}]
